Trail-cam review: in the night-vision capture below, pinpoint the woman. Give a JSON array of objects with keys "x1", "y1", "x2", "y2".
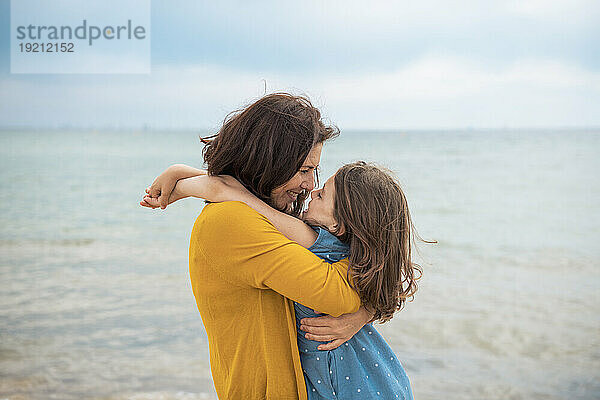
[{"x1": 144, "y1": 93, "x2": 372, "y2": 400}]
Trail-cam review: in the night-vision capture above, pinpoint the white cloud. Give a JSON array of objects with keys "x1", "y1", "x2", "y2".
[
  {"x1": 506, "y1": 0, "x2": 599, "y2": 21},
  {"x1": 1, "y1": 56, "x2": 599, "y2": 129},
  {"x1": 317, "y1": 56, "x2": 600, "y2": 101},
  {"x1": 313, "y1": 56, "x2": 600, "y2": 128}
]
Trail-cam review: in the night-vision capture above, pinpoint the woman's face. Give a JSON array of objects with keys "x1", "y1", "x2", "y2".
[
  {"x1": 270, "y1": 143, "x2": 323, "y2": 211},
  {"x1": 302, "y1": 174, "x2": 338, "y2": 231}
]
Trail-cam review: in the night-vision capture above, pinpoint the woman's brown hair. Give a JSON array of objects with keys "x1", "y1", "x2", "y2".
[
  {"x1": 201, "y1": 93, "x2": 339, "y2": 216},
  {"x1": 332, "y1": 161, "x2": 425, "y2": 323}
]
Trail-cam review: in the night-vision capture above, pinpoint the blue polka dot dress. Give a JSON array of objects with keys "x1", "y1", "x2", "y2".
[{"x1": 296, "y1": 227, "x2": 414, "y2": 400}]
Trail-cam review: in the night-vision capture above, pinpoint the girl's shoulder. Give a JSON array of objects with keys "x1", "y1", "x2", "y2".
[{"x1": 308, "y1": 226, "x2": 350, "y2": 260}]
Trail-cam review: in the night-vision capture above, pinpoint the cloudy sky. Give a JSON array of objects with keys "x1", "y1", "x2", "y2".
[{"x1": 0, "y1": 0, "x2": 599, "y2": 130}]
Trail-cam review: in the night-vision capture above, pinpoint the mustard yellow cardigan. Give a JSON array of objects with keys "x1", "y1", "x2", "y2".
[{"x1": 189, "y1": 201, "x2": 361, "y2": 399}]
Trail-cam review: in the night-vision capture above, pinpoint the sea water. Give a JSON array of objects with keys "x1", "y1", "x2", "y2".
[{"x1": 0, "y1": 129, "x2": 598, "y2": 399}]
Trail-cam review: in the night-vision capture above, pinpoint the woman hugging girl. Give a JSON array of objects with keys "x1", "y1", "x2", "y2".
[{"x1": 141, "y1": 160, "x2": 421, "y2": 400}]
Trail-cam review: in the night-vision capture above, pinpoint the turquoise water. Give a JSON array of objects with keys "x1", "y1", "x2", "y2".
[{"x1": 1, "y1": 129, "x2": 599, "y2": 399}]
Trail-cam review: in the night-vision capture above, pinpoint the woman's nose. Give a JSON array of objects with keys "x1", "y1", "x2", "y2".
[{"x1": 301, "y1": 175, "x2": 315, "y2": 191}]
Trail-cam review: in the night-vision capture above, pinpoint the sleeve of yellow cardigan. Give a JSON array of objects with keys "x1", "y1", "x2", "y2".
[{"x1": 193, "y1": 201, "x2": 361, "y2": 317}]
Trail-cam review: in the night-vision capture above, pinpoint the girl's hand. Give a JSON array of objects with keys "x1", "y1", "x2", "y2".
[
  {"x1": 139, "y1": 191, "x2": 159, "y2": 209},
  {"x1": 140, "y1": 194, "x2": 162, "y2": 209},
  {"x1": 299, "y1": 306, "x2": 374, "y2": 350},
  {"x1": 140, "y1": 183, "x2": 187, "y2": 209},
  {"x1": 140, "y1": 173, "x2": 251, "y2": 210},
  {"x1": 145, "y1": 164, "x2": 207, "y2": 209},
  {"x1": 146, "y1": 166, "x2": 182, "y2": 209}
]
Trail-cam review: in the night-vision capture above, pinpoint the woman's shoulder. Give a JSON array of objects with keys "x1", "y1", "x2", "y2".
[
  {"x1": 191, "y1": 201, "x2": 282, "y2": 254},
  {"x1": 203, "y1": 200, "x2": 256, "y2": 214},
  {"x1": 195, "y1": 201, "x2": 268, "y2": 232},
  {"x1": 202, "y1": 201, "x2": 263, "y2": 219}
]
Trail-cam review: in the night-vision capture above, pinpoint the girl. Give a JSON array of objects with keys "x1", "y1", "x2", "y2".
[{"x1": 141, "y1": 161, "x2": 421, "y2": 399}]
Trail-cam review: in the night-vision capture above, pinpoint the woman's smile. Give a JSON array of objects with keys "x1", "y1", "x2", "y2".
[{"x1": 287, "y1": 190, "x2": 301, "y2": 201}]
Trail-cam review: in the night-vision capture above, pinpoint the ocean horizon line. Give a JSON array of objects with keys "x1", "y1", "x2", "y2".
[{"x1": 1, "y1": 126, "x2": 599, "y2": 134}]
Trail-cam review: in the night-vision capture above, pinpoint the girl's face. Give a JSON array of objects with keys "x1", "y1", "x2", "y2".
[{"x1": 302, "y1": 174, "x2": 338, "y2": 232}]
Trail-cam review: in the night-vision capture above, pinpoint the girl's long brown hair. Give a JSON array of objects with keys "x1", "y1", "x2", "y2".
[{"x1": 332, "y1": 161, "x2": 425, "y2": 323}]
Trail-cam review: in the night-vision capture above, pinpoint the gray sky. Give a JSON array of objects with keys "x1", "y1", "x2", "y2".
[{"x1": 1, "y1": 0, "x2": 599, "y2": 129}]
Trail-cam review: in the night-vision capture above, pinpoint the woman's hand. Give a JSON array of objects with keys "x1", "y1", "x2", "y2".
[{"x1": 299, "y1": 306, "x2": 374, "y2": 350}]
